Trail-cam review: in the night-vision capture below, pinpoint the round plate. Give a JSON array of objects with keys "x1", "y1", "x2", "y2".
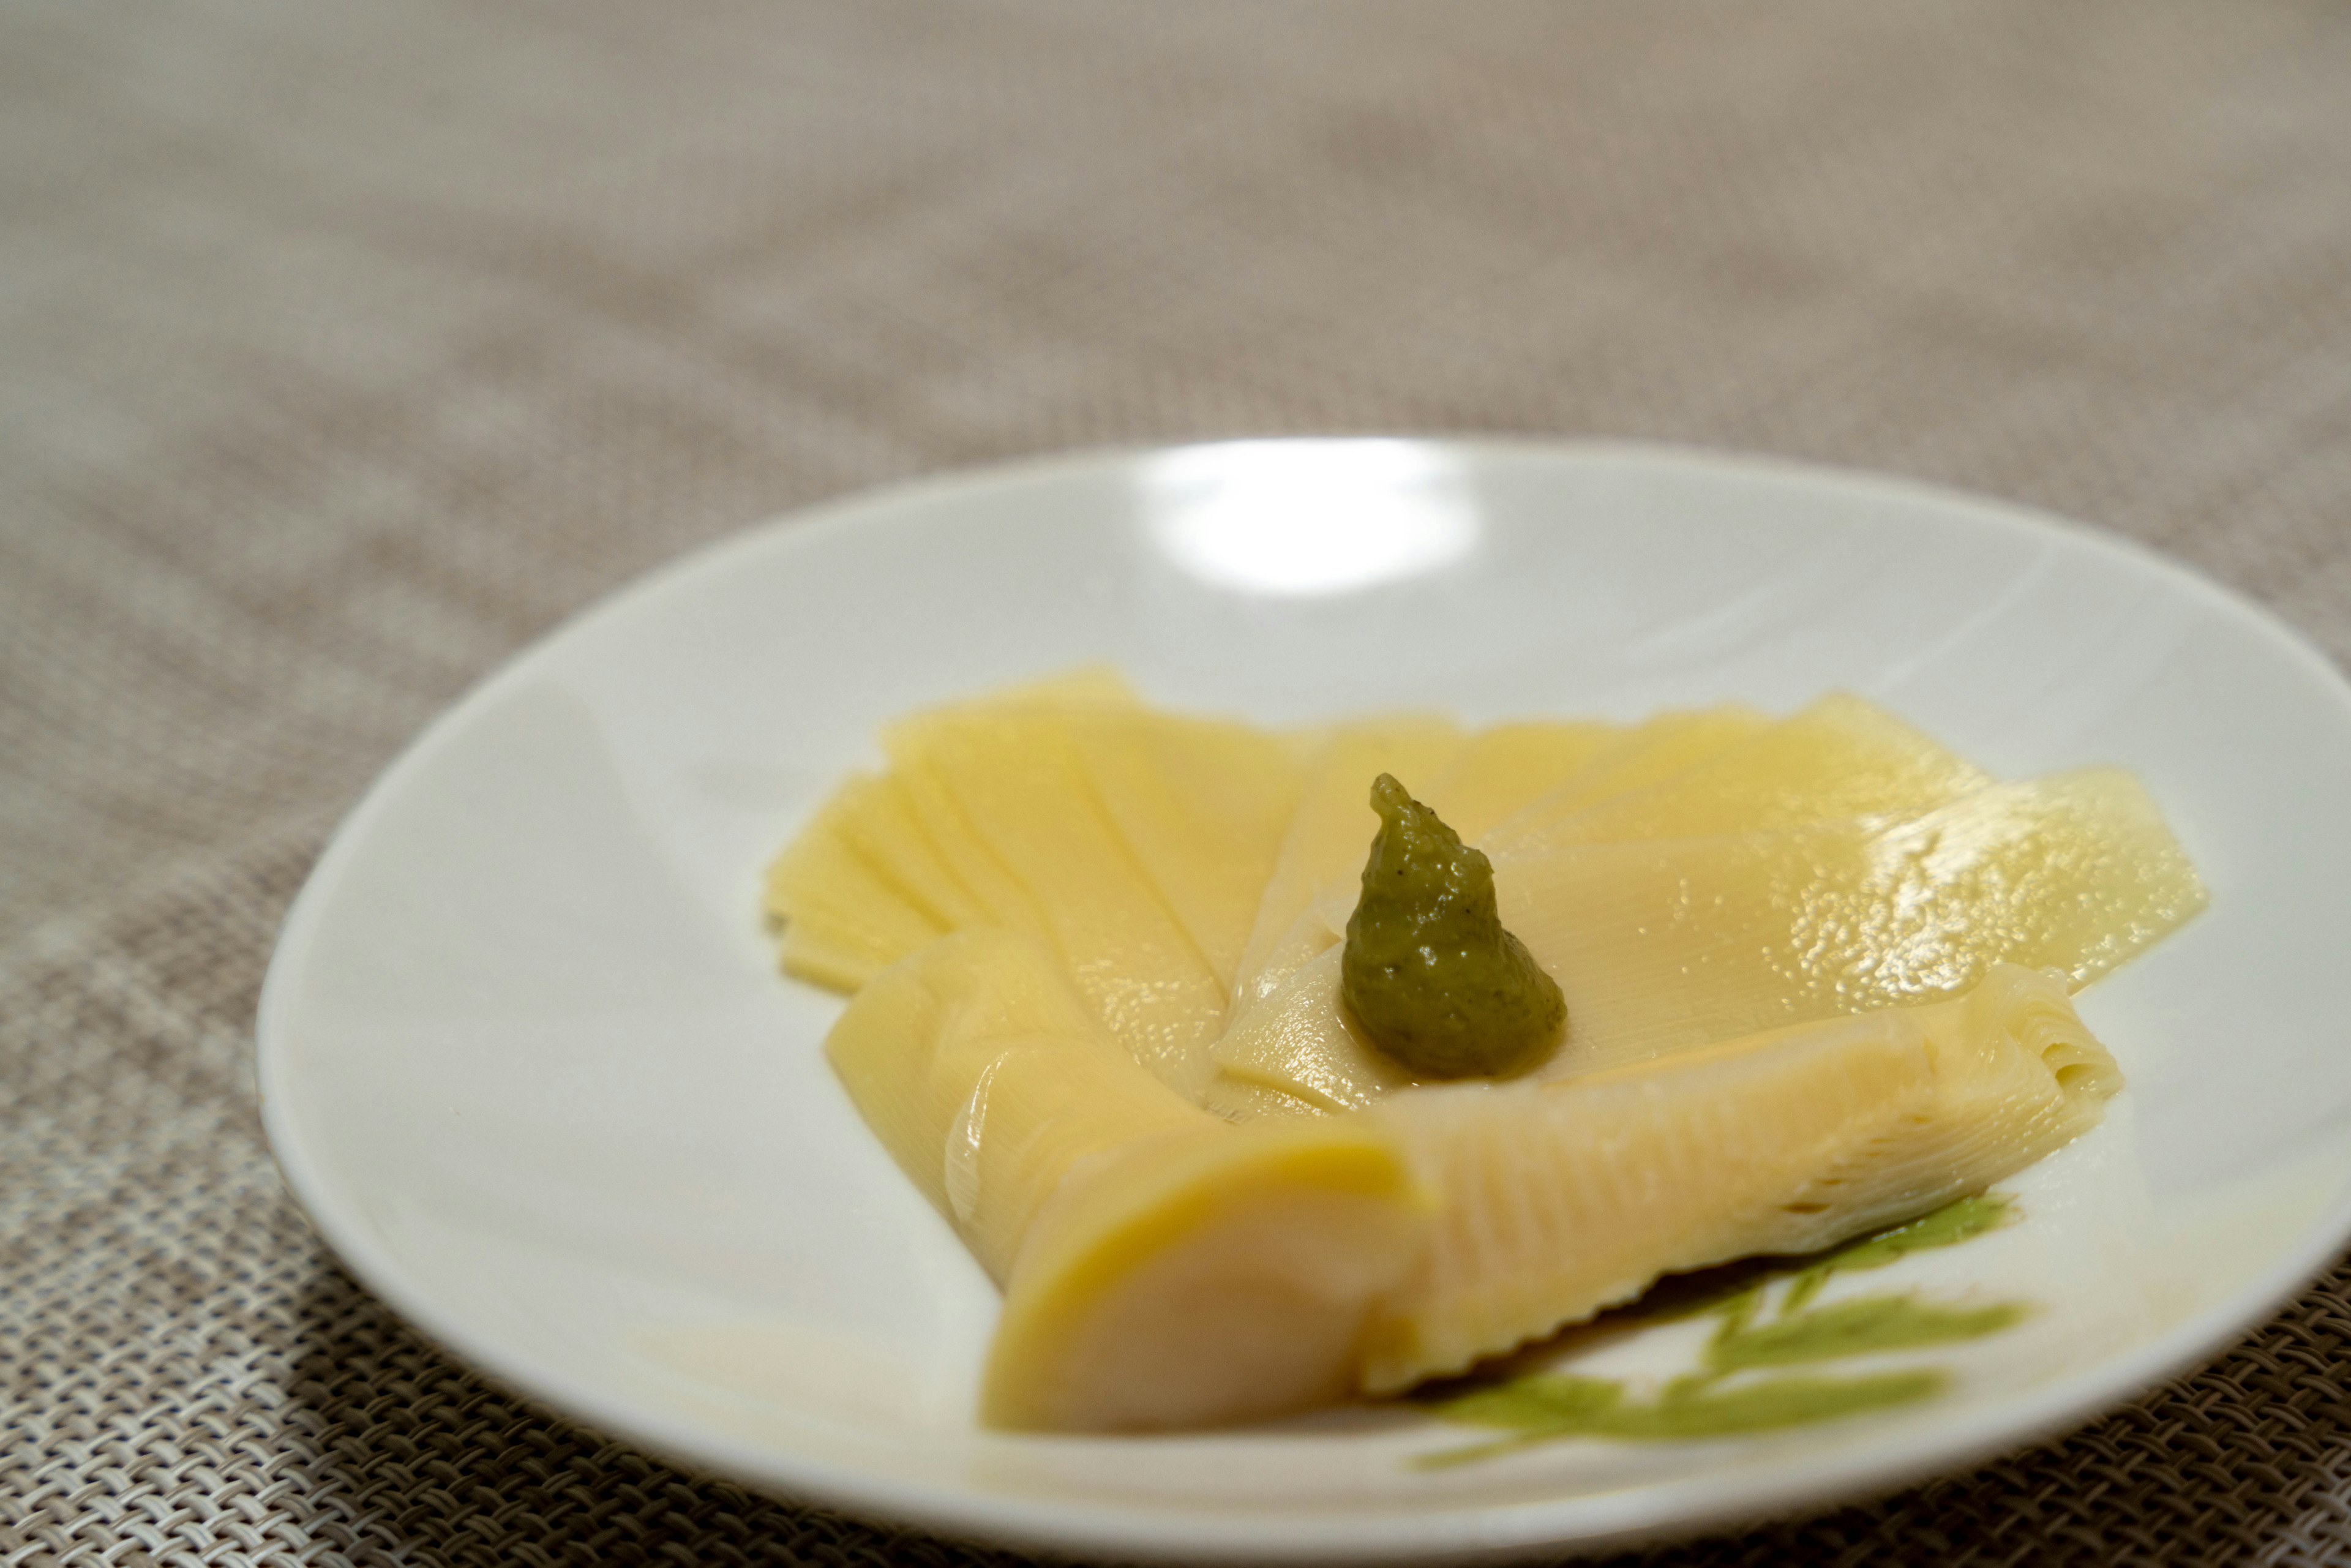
[{"x1": 259, "y1": 441, "x2": 2351, "y2": 1562}]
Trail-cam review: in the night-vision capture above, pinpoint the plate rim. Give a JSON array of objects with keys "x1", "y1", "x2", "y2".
[{"x1": 257, "y1": 437, "x2": 2351, "y2": 1563}]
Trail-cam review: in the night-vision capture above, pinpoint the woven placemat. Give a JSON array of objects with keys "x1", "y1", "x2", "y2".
[{"x1": 7, "y1": 2, "x2": 2351, "y2": 1562}]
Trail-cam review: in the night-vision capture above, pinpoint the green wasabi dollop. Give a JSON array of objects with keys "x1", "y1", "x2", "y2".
[{"x1": 1340, "y1": 773, "x2": 1566, "y2": 1078}]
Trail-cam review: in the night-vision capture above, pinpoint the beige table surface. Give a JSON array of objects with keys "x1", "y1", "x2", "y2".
[{"x1": 7, "y1": 3, "x2": 2351, "y2": 1562}]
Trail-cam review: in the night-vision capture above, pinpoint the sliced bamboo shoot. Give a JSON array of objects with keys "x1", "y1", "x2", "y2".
[
  {"x1": 888, "y1": 708, "x2": 1229, "y2": 1099},
  {"x1": 1233, "y1": 717, "x2": 1466, "y2": 1011},
  {"x1": 1423, "y1": 719, "x2": 1623, "y2": 842},
  {"x1": 1062, "y1": 708, "x2": 1306, "y2": 995},
  {"x1": 984, "y1": 1119, "x2": 1434, "y2": 1431},
  {"x1": 1487, "y1": 691, "x2": 1987, "y2": 853},
  {"x1": 1358, "y1": 964, "x2": 2118, "y2": 1389},
  {"x1": 763, "y1": 779, "x2": 947, "y2": 987},
  {"x1": 825, "y1": 930, "x2": 1433, "y2": 1431},
  {"x1": 1495, "y1": 705, "x2": 1771, "y2": 829},
  {"x1": 824, "y1": 930, "x2": 1209, "y2": 1283},
  {"x1": 1212, "y1": 769, "x2": 2204, "y2": 1107}
]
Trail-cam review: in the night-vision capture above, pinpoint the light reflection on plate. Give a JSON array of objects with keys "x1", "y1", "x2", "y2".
[{"x1": 1146, "y1": 440, "x2": 1482, "y2": 596}]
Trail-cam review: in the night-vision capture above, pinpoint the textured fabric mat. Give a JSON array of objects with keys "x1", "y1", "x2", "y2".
[{"x1": 6, "y1": 2, "x2": 2351, "y2": 1563}]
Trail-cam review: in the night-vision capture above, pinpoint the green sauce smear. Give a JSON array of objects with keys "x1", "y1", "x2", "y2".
[
  {"x1": 1708, "y1": 1294, "x2": 2027, "y2": 1371},
  {"x1": 1778, "y1": 1191, "x2": 2015, "y2": 1312},
  {"x1": 1414, "y1": 1192, "x2": 2028, "y2": 1466},
  {"x1": 1417, "y1": 1370, "x2": 1947, "y2": 1466},
  {"x1": 1341, "y1": 774, "x2": 1566, "y2": 1078}
]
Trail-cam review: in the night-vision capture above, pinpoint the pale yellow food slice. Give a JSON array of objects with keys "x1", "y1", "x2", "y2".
[
  {"x1": 1502, "y1": 767, "x2": 2208, "y2": 1049},
  {"x1": 1202, "y1": 696, "x2": 1948, "y2": 1109},
  {"x1": 888, "y1": 707, "x2": 1230, "y2": 1099},
  {"x1": 763, "y1": 780, "x2": 947, "y2": 986},
  {"x1": 825, "y1": 929, "x2": 1433, "y2": 1431},
  {"x1": 984, "y1": 1118, "x2": 1434, "y2": 1431},
  {"x1": 1491, "y1": 704, "x2": 1772, "y2": 832},
  {"x1": 1209, "y1": 947, "x2": 1387, "y2": 1112},
  {"x1": 824, "y1": 930, "x2": 1208, "y2": 1283},
  {"x1": 890, "y1": 742, "x2": 1060, "y2": 940},
  {"x1": 777, "y1": 921, "x2": 896, "y2": 992},
  {"x1": 822, "y1": 771, "x2": 996, "y2": 933},
  {"x1": 875, "y1": 673, "x2": 1185, "y2": 990},
  {"x1": 1063, "y1": 708, "x2": 1306, "y2": 995},
  {"x1": 782, "y1": 670, "x2": 1143, "y2": 951},
  {"x1": 1214, "y1": 706, "x2": 1769, "y2": 1042},
  {"x1": 1200, "y1": 716, "x2": 1625, "y2": 1059},
  {"x1": 1232, "y1": 716, "x2": 1467, "y2": 1010},
  {"x1": 1422, "y1": 720, "x2": 1623, "y2": 843},
  {"x1": 1199, "y1": 1075, "x2": 1327, "y2": 1122},
  {"x1": 1487, "y1": 691, "x2": 1989, "y2": 853},
  {"x1": 1211, "y1": 768, "x2": 2205, "y2": 1107},
  {"x1": 1196, "y1": 703, "x2": 1771, "y2": 1075},
  {"x1": 1358, "y1": 964, "x2": 2119, "y2": 1390}
]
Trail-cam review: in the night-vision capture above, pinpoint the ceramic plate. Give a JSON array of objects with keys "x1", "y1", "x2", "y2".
[{"x1": 259, "y1": 441, "x2": 2351, "y2": 1562}]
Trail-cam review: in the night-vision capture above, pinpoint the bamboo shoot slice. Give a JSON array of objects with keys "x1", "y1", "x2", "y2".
[
  {"x1": 777, "y1": 921, "x2": 896, "y2": 992},
  {"x1": 1212, "y1": 769, "x2": 2205, "y2": 1106},
  {"x1": 763, "y1": 779, "x2": 947, "y2": 985},
  {"x1": 984, "y1": 1118, "x2": 1434, "y2": 1431},
  {"x1": 1234, "y1": 717, "x2": 1466, "y2": 1010},
  {"x1": 1063, "y1": 708, "x2": 1306, "y2": 995},
  {"x1": 827, "y1": 771, "x2": 996, "y2": 933},
  {"x1": 1423, "y1": 720, "x2": 1623, "y2": 843},
  {"x1": 825, "y1": 931, "x2": 1432, "y2": 1431},
  {"x1": 1501, "y1": 767, "x2": 2207, "y2": 1042},
  {"x1": 784, "y1": 671, "x2": 1143, "y2": 951},
  {"x1": 1488, "y1": 691, "x2": 1988, "y2": 853},
  {"x1": 1358, "y1": 964, "x2": 2118, "y2": 1389},
  {"x1": 1206, "y1": 705, "x2": 1769, "y2": 1089},
  {"x1": 890, "y1": 708, "x2": 1229, "y2": 1098},
  {"x1": 1493, "y1": 705, "x2": 1771, "y2": 832},
  {"x1": 824, "y1": 930, "x2": 1208, "y2": 1283}
]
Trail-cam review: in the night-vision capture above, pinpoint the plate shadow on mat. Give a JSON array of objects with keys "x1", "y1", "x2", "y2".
[{"x1": 284, "y1": 1258, "x2": 2351, "y2": 1567}]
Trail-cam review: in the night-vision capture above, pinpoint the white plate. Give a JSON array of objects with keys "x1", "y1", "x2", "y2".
[{"x1": 259, "y1": 440, "x2": 2351, "y2": 1562}]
